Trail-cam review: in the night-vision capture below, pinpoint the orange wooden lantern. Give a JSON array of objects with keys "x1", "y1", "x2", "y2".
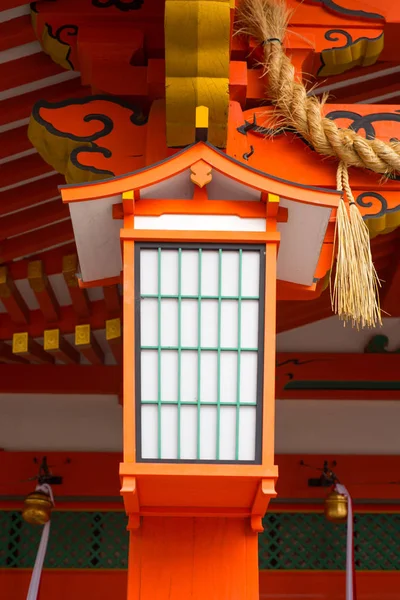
[{"x1": 61, "y1": 140, "x2": 339, "y2": 599}]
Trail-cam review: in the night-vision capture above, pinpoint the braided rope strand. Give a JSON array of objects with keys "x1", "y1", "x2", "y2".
[{"x1": 236, "y1": 0, "x2": 385, "y2": 327}]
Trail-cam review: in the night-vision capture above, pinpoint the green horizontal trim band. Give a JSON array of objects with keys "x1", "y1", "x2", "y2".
[
  {"x1": 141, "y1": 400, "x2": 257, "y2": 406},
  {"x1": 285, "y1": 381, "x2": 400, "y2": 391},
  {"x1": 141, "y1": 346, "x2": 258, "y2": 352},
  {"x1": 141, "y1": 294, "x2": 259, "y2": 301}
]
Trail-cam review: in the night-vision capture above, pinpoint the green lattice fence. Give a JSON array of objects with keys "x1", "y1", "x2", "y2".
[
  {"x1": 0, "y1": 511, "x2": 399, "y2": 570},
  {"x1": 0, "y1": 511, "x2": 128, "y2": 569}
]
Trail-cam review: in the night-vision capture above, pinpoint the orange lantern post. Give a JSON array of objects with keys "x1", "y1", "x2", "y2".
[{"x1": 61, "y1": 133, "x2": 339, "y2": 599}]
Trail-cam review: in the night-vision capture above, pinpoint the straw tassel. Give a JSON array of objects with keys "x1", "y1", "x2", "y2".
[
  {"x1": 235, "y1": 0, "x2": 388, "y2": 328},
  {"x1": 331, "y1": 163, "x2": 382, "y2": 329}
]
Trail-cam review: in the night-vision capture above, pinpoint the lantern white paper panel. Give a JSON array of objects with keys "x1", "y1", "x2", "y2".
[{"x1": 138, "y1": 245, "x2": 264, "y2": 462}]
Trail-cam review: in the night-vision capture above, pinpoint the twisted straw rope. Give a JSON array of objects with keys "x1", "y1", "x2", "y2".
[
  {"x1": 237, "y1": 0, "x2": 400, "y2": 177},
  {"x1": 236, "y1": 0, "x2": 386, "y2": 327},
  {"x1": 266, "y1": 44, "x2": 400, "y2": 176}
]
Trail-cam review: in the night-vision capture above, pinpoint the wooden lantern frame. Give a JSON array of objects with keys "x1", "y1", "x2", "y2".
[{"x1": 60, "y1": 142, "x2": 339, "y2": 533}]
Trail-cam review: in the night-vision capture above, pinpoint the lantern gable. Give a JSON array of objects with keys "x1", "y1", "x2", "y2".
[{"x1": 60, "y1": 142, "x2": 339, "y2": 289}]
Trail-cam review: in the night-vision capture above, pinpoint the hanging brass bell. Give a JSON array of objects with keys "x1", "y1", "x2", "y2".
[
  {"x1": 22, "y1": 491, "x2": 53, "y2": 525},
  {"x1": 324, "y1": 489, "x2": 348, "y2": 523}
]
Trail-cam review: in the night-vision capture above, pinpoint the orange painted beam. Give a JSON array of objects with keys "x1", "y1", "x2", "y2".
[
  {"x1": 12, "y1": 332, "x2": 54, "y2": 364},
  {"x1": 259, "y1": 572, "x2": 400, "y2": 600},
  {"x1": 75, "y1": 324, "x2": 104, "y2": 365},
  {"x1": 0, "y1": 174, "x2": 64, "y2": 217},
  {"x1": 381, "y1": 242, "x2": 400, "y2": 317},
  {"x1": 0, "y1": 200, "x2": 69, "y2": 240},
  {"x1": 0, "y1": 366, "x2": 121, "y2": 399},
  {"x1": 0, "y1": 570, "x2": 127, "y2": 600},
  {"x1": 0, "y1": 220, "x2": 74, "y2": 263},
  {"x1": 28, "y1": 260, "x2": 60, "y2": 322},
  {"x1": 276, "y1": 352, "x2": 400, "y2": 400},
  {"x1": 0, "y1": 266, "x2": 30, "y2": 325},
  {"x1": 0, "y1": 570, "x2": 398, "y2": 600},
  {"x1": 0, "y1": 452, "x2": 398, "y2": 504}
]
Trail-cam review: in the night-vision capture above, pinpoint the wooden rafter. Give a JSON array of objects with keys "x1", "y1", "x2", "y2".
[
  {"x1": 9, "y1": 243, "x2": 76, "y2": 280},
  {"x1": 43, "y1": 329, "x2": 80, "y2": 364},
  {"x1": 0, "y1": 220, "x2": 74, "y2": 263},
  {"x1": 12, "y1": 332, "x2": 54, "y2": 364},
  {"x1": 0, "y1": 154, "x2": 53, "y2": 189},
  {"x1": 62, "y1": 254, "x2": 90, "y2": 318},
  {"x1": 0, "y1": 341, "x2": 28, "y2": 364},
  {"x1": 0, "y1": 125, "x2": 31, "y2": 160},
  {"x1": 75, "y1": 324, "x2": 104, "y2": 365},
  {"x1": 0, "y1": 201, "x2": 69, "y2": 241},
  {"x1": 0, "y1": 265, "x2": 29, "y2": 325},
  {"x1": 0, "y1": 15, "x2": 35, "y2": 52},
  {"x1": 0, "y1": 52, "x2": 64, "y2": 93},
  {"x1": 0, "y1": 299, "x2": 107, "y2": 340},
  {"x1": 28, "y1": 260, "x2": 60, "y2": 322},
  {"x1": 103, "y1": 284, "x2": 121, "y2": 316},
  {"x1": 0, "y1": 174, "x2": 64, "y2": 217}
]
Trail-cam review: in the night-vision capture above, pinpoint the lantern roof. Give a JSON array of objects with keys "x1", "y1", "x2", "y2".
[
  {"x1": 60, "y1": 141, "x2": 339, "y2": 206},
  {"x1": 60, "y1": 141, "x2": 340, "y2": 288}
]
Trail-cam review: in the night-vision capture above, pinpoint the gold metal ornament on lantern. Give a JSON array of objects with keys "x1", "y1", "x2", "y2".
[
  {"x1": 324, "y1": 489, "x2": 348, "y2": 523},
  {"x1": 22, "y1": 490, "x2": 53, "y2": 525}
]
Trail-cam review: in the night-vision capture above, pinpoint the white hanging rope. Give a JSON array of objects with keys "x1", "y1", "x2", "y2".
[
  {"x1": 335, "y1": 484, "x2": 356, "y2": 600},
  {"x1": 26, "y1": 484, "x2": 54, "y2": 600}
]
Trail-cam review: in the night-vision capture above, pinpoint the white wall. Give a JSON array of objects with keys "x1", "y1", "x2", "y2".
[
  {"x1": 1, "y1": 393, "x2": 400, "y2": 454},
  {"x1": 277, "y1": 316, "x2": 400, "y2": 353},
  {"x1": 0, "y1": 394, "x2": 122, "y2": 452},
  {"x1": 275, "y1": 399, "x2": 400, "y2": 455}
]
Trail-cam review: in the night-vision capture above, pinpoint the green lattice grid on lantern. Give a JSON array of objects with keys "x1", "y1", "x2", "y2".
[
  {"x1": 0, "y1": 511, "x2": 128, "y2": 569},
  {"x1": 1, "y1": 511, "x2": 399, "y2": 570},
  {"x1": 138, "y1": 245, "x2": 262, "y2": 462}
]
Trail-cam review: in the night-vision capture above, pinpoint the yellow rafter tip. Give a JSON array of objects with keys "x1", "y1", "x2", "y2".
[
  {"x1": 268, "y1": 193, "x2": 280, "y2": 204},
  {"x1": 106, "y1": 318, "x2": 122, "y2": 341},
  {"x1": 13, "y1": 333, "x2": 28, "y2": 354},
  {"x1": 44, "y1": 329, "x2": 60, "y2": 351},
  {"x1": 75, "y1": 324, "x2": 91, "y2": 346}
]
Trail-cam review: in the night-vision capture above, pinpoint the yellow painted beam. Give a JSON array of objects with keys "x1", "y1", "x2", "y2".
[{"x1": 165, "y1": 0, "x2": 230, "y2": 148}]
